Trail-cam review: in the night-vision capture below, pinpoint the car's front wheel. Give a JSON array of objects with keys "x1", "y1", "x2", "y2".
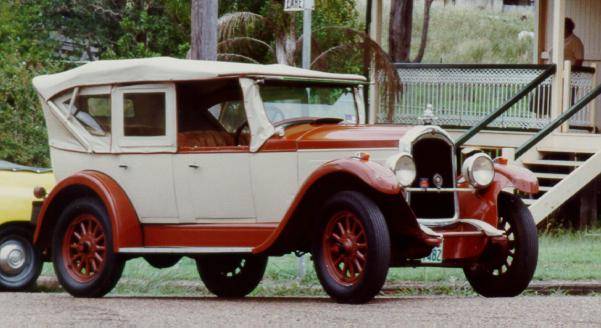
[
  {"x1": 313, "y1": 191, "x2": 390, "y2": 304},
  {"x1": 0, "y1": 225, "x2": 42, "y2": 291},
  {"x1": 52, "y1": 197, "x2": 124, "y2": 298},
  {"x1": 196, "y1": 254, "x2": 267, "y2": 298},
  {"x1": 464, "y1": 192, "x2": 538, "y2": 297}
]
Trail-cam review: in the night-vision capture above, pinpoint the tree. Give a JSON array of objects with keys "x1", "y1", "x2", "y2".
[
  {"x1": 389, "y1": 0, "x2": 434, "y2": 63},
  {"x1": 190, "y1": 0, "x2": 218, "y2": 60}
]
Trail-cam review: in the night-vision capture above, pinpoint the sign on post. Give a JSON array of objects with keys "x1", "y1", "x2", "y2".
[{"x1": 284, "y1": 0, "x2": 314, "y2": 11}]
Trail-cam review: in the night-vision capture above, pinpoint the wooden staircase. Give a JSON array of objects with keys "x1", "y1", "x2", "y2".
[{"x1": 517, "y1": 147, "x2": 600, "y2": 224}]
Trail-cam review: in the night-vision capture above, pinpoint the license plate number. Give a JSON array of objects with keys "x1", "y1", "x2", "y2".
[{"x1": 421, "y1": 242, "x2": 443, "y2": 264}]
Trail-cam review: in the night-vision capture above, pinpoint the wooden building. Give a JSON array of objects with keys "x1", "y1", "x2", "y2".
[{"x1": 366, "y1": 0, "x2": 601, "y2": 228}]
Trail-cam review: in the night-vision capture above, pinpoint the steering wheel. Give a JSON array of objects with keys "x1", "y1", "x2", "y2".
[{"x1": 234, "y1": 120, "x2": 249, "y2": 146}]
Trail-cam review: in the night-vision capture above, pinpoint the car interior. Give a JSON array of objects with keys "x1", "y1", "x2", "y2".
[{"x1": 177, "y1": 79, "x2": 250, "y2": 149}]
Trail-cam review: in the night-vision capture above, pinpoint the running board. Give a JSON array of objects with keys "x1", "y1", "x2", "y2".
[{"x1": 118, "y1": 247, "x2": 253, "y2": 254}]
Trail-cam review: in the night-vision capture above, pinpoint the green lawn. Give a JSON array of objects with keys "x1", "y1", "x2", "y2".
[{"x1": 40, "y1": 230, "x2": 601, "y2": 296}]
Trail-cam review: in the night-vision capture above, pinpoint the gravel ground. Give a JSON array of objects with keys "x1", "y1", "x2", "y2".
[{"x1": 3, "y1": 293, "x2": 601, "y2": 327}]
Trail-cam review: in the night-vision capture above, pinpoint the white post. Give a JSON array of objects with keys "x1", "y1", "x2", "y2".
[
  {"x1": 591, "y1": 63, "x2": 598, "y2": 131},
  {"x1": 301, "y1": 0, "x2": 313, "y2": 70},
  {"x1": 298, "y1": 0, "x2": 314, "y2": 280},
  {"x1": 368, "y1": 0, "x2": 383, "y2": 124},
  {"x1": 551, "y1": 0, "x2": 565, "y2": 121},
  {"x1": 561, "y1": 60, "x2": 572, "y2": 132}
]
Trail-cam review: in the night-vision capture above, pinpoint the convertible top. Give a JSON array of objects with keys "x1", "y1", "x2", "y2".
[
  {"x1": 0, "y1": 160, "x2": 51, "y2": 173},
  {"x1": 32, "y1": 57, "x2": 367, "y2": 101}
]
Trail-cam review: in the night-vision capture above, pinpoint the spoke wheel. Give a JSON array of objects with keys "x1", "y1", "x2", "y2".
[
  {"x1": 464, "y1": 192, "x2": 538, "y2": 297},
  {"x1": 313, "y1": 191, "x2": 390, "y2": 304},
  {"x1": 62, "y1": 214, "x2": 106, "y2": 283},
  {"x1": 323, "y1": 210, "x2": 368, "y2": 286},
  {"x1": 53, "y1": 197, "x2": 124, "y2": 298},
  {"x1": 484, "y1": 213, "x2": 517, "y2": 277}
]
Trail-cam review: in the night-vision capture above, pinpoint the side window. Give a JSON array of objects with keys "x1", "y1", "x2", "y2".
[
  {"x1": 64, "y1": 95, "x2": 111, "y2": 136},
  {"x1": 123, "y1": 93, "x2": 166, "y2": 137},
  {"x1": 177, "y1": 79, "x2": 249, "y2": 149},
  {"x1": 207, "y1": 102, "x2": 246, "y2": 133}
]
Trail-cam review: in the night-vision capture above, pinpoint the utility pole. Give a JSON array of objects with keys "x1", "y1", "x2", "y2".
[
  {"x1": 285, "y1": 0, "x2": 314, "y2": 280},
  {"x1": 190, "y1": 0, "x2": 218, "y2": 60},
  {"x1": 301, "y1": 0, "x2": 314, "y2": 70}
]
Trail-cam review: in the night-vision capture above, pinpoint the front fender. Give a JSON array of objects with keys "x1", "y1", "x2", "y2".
[
  {"x1": 303, "y1": 157, "x2": 402, "y2": 195},
  {"x1": 253, "y1": 157, "x2": 400, "y2": 254},
  {"x1": 459, "y1": 162, "x2": 539, "y2": 227},
  {"x1": 493, "y1": 163, "x2": 539, "y2": 194},
  {"x1": 34, "y1": 170, "x2": 143, "y2": 251}
]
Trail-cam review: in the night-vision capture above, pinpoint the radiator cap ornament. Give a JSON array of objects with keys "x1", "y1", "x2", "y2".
[
  {"x1": 418, "y1": 104, "x2": 438, "y2": 125},
  {"x1": 433, "y1": 173, "x2": 444, "y2": 189}
]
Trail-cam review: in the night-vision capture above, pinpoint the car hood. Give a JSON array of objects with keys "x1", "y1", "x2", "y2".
[{"x1": 278, "y1": 124, "x2": 415, "y2": 150}]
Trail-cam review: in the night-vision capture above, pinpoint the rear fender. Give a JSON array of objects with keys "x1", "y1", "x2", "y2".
[
  {"x1": 459, "y1": 162, "x2": 539, "y2": 227},
  {"x1": 34, "y1": 170, "x2": 143, "y2": 251}
]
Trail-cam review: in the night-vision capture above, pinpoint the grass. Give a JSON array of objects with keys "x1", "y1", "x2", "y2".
[
  {"x1": 383, "y1": 0, "x2": 535, "y2": 64},
  {"x1": 38, "y1": 229, "x2": 601, "y2": 297}
]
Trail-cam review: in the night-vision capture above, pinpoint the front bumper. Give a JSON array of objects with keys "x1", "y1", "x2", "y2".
[{"x1": 414, "y1": 219, "x2": 507, "y2": 266}]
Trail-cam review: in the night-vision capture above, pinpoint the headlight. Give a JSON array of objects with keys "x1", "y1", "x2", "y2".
[
  {"x1": 386, "y1": 153, "x2": 416, "y2": 187},
  {"x1": 462, "y1": 153, "x2": 494, "y2": 189}
]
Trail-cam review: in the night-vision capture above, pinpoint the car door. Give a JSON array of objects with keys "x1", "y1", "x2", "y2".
[
  {"x1": 111, "y1": 83, "x2": 179, "y2": 223},
  {"x1": 172, "y1": 80, "x2": 256, "y2": 223}
]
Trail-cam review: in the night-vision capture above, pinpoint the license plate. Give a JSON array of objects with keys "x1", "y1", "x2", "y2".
[{"x1": 421, "y1": 241, "x2": 443, "y2": 264}]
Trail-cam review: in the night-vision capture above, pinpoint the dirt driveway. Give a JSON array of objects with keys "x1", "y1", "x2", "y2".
[{"x1": 3, "y1": 293, "x2": 600, "y2": 327}]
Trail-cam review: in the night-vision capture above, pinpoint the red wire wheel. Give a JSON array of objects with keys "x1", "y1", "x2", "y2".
[
  {"x1": 61, "y1": 214, "x2": 106, "y2": 283},
  {"x1": 322, "y1": 210, "x2": 368, "y2": 286}
]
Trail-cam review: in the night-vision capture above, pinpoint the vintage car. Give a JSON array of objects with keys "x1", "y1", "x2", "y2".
[
  {"x1": 0, "y1": 160, "x2": 53, "y2": 290},
  {"x1": 32, "y1": 57, "x2": 539, "y2": 303}
]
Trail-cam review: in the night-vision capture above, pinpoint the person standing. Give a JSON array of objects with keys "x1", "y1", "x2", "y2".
[{"x1": 564, "y1": 18, "x2": 585, "y2": 67}]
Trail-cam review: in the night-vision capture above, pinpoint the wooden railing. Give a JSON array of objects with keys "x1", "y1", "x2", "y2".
[{"x1": 382, "y1": 64, "x2": 597, "y2": 131}]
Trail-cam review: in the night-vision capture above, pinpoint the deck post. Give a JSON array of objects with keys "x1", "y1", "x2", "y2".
[
  {"x1": 591, "y1": 63, "x2": 598, "y2": 131},
  {"x1": 579, "y1": 179, "x2": 598, "y2": 229},
  {"x1": 561, "y1": 61, "x2": 572, "y2": 132},
  {"x1": 550, "y1": 0, "x2": 565, "y2": 121}
]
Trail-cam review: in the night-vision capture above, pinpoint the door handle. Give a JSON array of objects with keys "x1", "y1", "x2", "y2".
[
  {"x1": 188, "y1": 164, "x2": 200, "y2": 169},
  {"x1": 118, "y1": 164, "x2": 128, "y2": 169}
]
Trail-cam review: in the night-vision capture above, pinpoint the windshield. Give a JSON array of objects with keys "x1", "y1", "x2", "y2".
[{"x1": 259, "y1": 82, "x2": 358, "y2": 126}]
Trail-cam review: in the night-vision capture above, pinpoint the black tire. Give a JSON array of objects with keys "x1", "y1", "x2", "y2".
[
  {"x1": 144, "y1": 255, "x2": 182, "y2": 269},
  {"x1": 52, "y1": 197, "x2": 125, "y2": 298},
  {"x1": 196, "y1": 254, "x2": 267, "y2": 298},
  {"x1": 464, "y1": 192, "x2": 538, "y2": 297},
  {"x1": 0, "y1": 225, "x2": 42, "y2": 291},
  {"x1": 312, "y1": 191, "x2": 390, "y2": 304}
]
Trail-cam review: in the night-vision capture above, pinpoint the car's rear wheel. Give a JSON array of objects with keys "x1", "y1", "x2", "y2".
[
  {"x1": 144, "y1": 255, "x2": 182, "y2": 269},
  {"x1": 464, "y1": 192, "x2": 538, "y2": 297},
  {"x1": 313, "y1": 191, "x2": 390, "y2": 304},
  {"x1": 52, "y1": 197, "x2": 124, "y2": 298},
  {"x1": 196, "y1": 254, "x2": 267, "y2": 298},
  {"x1": 0, "y1": 225, "x2": 42, "y2": 291}
]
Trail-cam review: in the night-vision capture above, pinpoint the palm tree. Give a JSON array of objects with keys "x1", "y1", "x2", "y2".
[{"x1": 217, "y1": 1, "x2": 297, "y2": 65}]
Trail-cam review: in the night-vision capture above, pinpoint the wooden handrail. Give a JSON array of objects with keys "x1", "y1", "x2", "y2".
[{"x1": 515, "y1": 83, "x2": 601, "y2": 158}]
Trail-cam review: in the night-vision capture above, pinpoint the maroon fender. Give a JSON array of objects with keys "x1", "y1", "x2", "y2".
[
  {"x1": 493, "y1": 162, "x2": 539, "y2": 194},
  {"x1": 253, "y1": 157, "x2": 401, "y2": 253},
  {"x1": 459, "y1": 162, "x2": 539, "y2": 227},
  {"x1": 34, "y1": 170, "x2": 143, "y2": 251}
]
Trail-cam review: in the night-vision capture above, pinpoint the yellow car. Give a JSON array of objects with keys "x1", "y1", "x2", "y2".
[{"x1": 0, "y1": 160, "x2": 54, "y2": 290}]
